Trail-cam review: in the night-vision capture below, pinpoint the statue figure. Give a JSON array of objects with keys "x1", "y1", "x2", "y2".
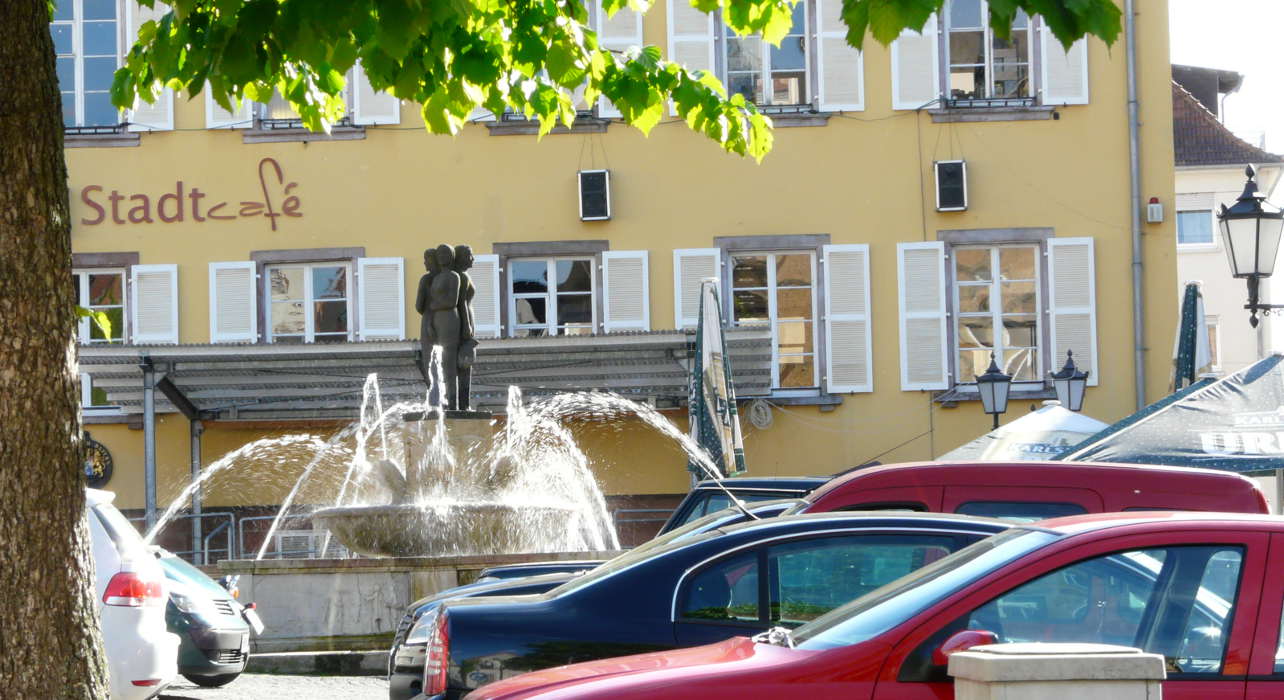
[
  {"x1": 416, "y1": 245, "x2": 461, "y2": 408},
  {"x1": 414, "y1": 248, "x2": 441, "y2": 388},
  {"x1": 454, "y1": 245, "x2": 478, "y2": 411}
]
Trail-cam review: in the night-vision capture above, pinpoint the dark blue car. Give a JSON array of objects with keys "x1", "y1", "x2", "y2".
[
  {"x1": 388, "y1": 498, "x2": 802, "y2": 700},
  {"x1": 415, "y1": 511, "x2": 1010, "y2": 700}
]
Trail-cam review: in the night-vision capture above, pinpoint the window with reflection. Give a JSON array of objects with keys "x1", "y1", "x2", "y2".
[
  {"x1": 731, "y1": 251, "x2": 817, "y2": 389},
  {"x1": 267, "y1": 263, "x2": 352, "y2": 343},
  {"x1": 946, "y1": 0, "x2": 1031, "y2": 101},
  {"x1": 508, "y1": 258, "x2": 596, "y2": 337},
  {"x1": 51, "y1": 0, "x2": 122, "y2": 127},
  {"x1": 953, "y1": 245, "x2": 1040, "y2": 384},
  {"x1": 74, "y1": 268, "x2": 126, "y2": 409},
  {"x1": 724, "y1": 0, "x2": 809, "y2": 107},
  {"x1": 1177, "y1": 210, "x2": 1215, "y2": 246}
]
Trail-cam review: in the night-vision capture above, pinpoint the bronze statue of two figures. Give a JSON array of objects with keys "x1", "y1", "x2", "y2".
[{"x1": 416, "y1": 244, "x2": 478, "y2": 411}]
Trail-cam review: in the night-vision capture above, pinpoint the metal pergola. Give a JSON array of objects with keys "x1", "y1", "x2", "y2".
[{"x1": 79, "y1": 328, "x2": 773, "y2": 528}]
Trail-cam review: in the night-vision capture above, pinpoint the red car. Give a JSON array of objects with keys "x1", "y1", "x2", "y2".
[{"x1": 466, "y1": 512, "x2": 1284, "y2": 700}]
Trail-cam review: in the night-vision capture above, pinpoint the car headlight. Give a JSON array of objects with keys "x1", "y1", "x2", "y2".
[
  {"x1": 170, "y1": 590, "x2": 219, "y2": 618},
  {"x1": 405, "y1": 609, "x2": 439, "y2": 645}
]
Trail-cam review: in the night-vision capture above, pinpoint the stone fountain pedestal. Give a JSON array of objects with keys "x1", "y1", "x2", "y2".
[{"x1": 313, "y1": 410, "x2": 580, "y2": 558}]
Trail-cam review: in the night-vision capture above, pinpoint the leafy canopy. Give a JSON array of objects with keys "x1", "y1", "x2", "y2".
[{"x1": 112, "y1": 0, "x2": 1121, "y2": 162}]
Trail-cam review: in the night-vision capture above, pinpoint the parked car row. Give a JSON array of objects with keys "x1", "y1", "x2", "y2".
[
  {"x1": 87, "y1": 489, "x2": 261, "y2": 697},
  {"x1": 386, "y1": 461, "x2": 1276, "y2": 700}
]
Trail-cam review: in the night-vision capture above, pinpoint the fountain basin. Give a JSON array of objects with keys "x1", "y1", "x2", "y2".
[{"x1": 311, "y1": 502, "x2": 584, "y2": 558}]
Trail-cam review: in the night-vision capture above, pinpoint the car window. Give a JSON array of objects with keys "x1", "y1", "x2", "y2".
[
  {"x1": 680, "y1": 550, "x2": 761, "y2": 623},
  {"x1": 158, "y1": 555, "x2": 229, "y2": 597},
  {"x1": 91, "y1": 503, "x2": 146, "y2": 554},
  {"x1": 770, "y1": 535, "x2": 959, "y2": 627},
  {"x1": 669, "y1": 491, "x2": 797, "y2": 530},
  {"x1": 954, "y1": 501, "x2": 1087, "y2": 522},
  {"x1": 1276, "y1": 602, "x2": 1284, "y2": 673},
  {"x1": 899, "y1": 545, "x2": 1243, "y2": 682}
]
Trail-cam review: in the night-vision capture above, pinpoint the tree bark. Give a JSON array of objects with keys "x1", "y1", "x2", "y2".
[{"x1": 0, "y1": 2, "x2": 110, "y2": 697}]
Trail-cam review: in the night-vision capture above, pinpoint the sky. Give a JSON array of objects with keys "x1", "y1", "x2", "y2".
[{"x1": 1169, "y1": 0, "x2": 1284, "y2": 153}]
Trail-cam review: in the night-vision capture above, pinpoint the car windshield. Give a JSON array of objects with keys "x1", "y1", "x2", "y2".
[
  {"x1": 793, "y1": 528, "x2": 1060, "y2": 650},
  {"x1": 158, "y1": 555, "x2": 231, "y2": 598},
  {"x1": 550, "y1": 525, "x2": 725, "y2": 596},
  {"x1": 668, "y1": 491, "x2": 799, "y2": 529}
]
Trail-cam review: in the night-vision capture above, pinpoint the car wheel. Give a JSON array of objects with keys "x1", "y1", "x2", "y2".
[{"x1": 183, "y1": 672, "x2": 241, "y2": 688}]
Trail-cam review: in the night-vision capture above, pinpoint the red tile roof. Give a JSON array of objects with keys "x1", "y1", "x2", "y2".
[{"x1": 1173, "y1": 80, "x2": 1282, "y2": 167}]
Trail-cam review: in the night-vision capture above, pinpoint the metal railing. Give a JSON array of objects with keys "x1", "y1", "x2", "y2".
[
  {"x1": 126, "y1": 511, "x2": 237, "y2": 565},
  {"x1": 237, "y1": 514, "x2": 355, "y2": 560}
]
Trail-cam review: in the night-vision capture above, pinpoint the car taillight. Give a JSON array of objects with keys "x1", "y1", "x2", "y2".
[
  {"x1": 423, "y1": 611, "x2": 450, "y2": 696},
  {"x1": 103, "y1": 571, "x2": 164, "y2": 607}
]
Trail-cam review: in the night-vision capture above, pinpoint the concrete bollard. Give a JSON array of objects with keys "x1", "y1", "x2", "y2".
[{"x1": 948, "y1": 643, "x2": 1166, "y2": 700}]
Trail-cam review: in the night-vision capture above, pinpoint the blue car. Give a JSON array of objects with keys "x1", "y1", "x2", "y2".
[
  {"x1": 415, "y1": 511, "x2": 1010, "y2": 700},
  {"x1": 388, "y1": 498, "x2": 802, "y2": 700}
]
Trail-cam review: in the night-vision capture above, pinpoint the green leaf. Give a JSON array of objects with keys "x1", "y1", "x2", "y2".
[{"x1": 75, "y1": 306, "x2": 113, "y2": 341}]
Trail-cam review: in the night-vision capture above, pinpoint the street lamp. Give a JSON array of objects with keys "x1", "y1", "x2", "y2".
[
  {"x1": 1050, "y1": 350, "x2": 1089, "y2": 412},
  {"x1": 976, "y1": 353, "x2": 1012, "y2": 430},
  {"x1": 1218, "y1": 165, "x2": 1284, "y2": 327}
]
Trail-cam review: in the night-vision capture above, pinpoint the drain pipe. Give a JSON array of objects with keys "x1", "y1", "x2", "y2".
[{"x1": 1125, "y1": 0, "x2": 1146, "y2": 410}]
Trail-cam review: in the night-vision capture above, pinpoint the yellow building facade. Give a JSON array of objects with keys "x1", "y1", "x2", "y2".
[{"x1": 66, "y1": 0, "x2": 1178, "y2": 546}]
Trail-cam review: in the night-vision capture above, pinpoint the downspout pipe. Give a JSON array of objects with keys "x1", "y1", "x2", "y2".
[{"x1": 1126, "y1": 0, "x2": 1146, "y2": 410}]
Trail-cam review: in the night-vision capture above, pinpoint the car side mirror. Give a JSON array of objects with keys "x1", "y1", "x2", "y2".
[{"x1": 931, "y1": 629, "x2": 998, "y2": 666}]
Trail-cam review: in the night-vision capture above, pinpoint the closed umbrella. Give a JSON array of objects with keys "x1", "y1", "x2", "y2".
[
  {"x1": 1173, "y1": 281, "x2": 1213, "y2": 390},
  {"x1": 688, "y1": 279, "x2": 746, "y2": 479}
]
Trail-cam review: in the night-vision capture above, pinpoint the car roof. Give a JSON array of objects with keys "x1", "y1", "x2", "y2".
[
  {"x1": 693, "y1": 476, "x2": 830, "y2": 491},
  {"x1": 1030, "y1": 510, "x2": 1284, "y2": 536},
  {"x1": 85, "y1": 488, "x2": 115, "y2": 505},
  {"x1": 714, "y1": 510, "x2": 1012, "y2": 538},
  {"x1": 806, "y1": 460, "x2": 1258, "y2": 501}
]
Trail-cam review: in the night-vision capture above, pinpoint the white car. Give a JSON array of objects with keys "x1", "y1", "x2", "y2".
[{"x1": 87, "y1": 488, "x2": 179, "y2": 699}]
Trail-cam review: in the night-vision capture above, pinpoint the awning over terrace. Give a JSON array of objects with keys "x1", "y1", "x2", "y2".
[{"x1": 79, "y1": 328, "x2": 773, "y2": 421}]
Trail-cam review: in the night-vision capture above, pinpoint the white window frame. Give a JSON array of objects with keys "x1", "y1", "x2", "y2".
[
  {"x1": 74, "y1": 267, "x2": 127, "y2": 411},
  {"x1": 264, "y1": 261, "x2": 356, "y2": 343},
  {"x1": 257, "y1": 70, "x2": 356, "y2": 127},
  {"x1": 729, "y1": 250, "x2": 820, "y2": 393},
  {"x1": 506, "y1": 257, "x2": 599, "y2": 337},
  {"x1": 943, "y1": 0, "x2": 1034, "y2": 103},
  {"x1": 721, "y1": 0, "x2": 812, "y2": 108},
  {"x1": 53, "y1": 0, "x2": 124, "y2": 128},
  {"x1": 1207, "y1": 315, "x2": 1222, "y2": 372},
  {"x1": 949, "y1": 243, "x2": 1044, "y2": 390},
  {"x1": 1176, "y1": 209, "x2": 1219, "y2": 250}
]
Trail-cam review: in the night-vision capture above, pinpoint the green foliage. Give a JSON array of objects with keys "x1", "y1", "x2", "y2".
[
  {"x1": 75, "y1": 306, "x2": 112, "y2": 341},
  {"x1": 113, "y1": 0, "x2": 1120, "y2": 161}
]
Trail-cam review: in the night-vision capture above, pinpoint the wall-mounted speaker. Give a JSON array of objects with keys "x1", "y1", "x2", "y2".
[
  {"x1": 579, "y1": 170, "x2": 611, "y2": 221},
  {"x1": 935, "y1": 160, "x2": 967, "y2": 212}
]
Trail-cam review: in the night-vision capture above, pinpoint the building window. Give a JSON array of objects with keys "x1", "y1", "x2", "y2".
[
  {"x1": 724, "y1": 0, "x2": 809, "y2": 107},
  {"x1": 508, "y1": 258, "x2": 596, "y2": 337},
  {"x1": 52, "y1": 0, "x2": 122, "y2": 127},
  {"x1": 74, "y1": 268, "x2": 125, "y2": 409},
  {"x1": 266, "y1": 262, "x2": 353, "y2": 343},
  {"x1": 945, "y1": 0, "x2": 1032, "y2": 102},
  {"x1": 1177, "y1": 210, "x2": 1216, "y2": 246},
  {"x1": 953, "y1": 245, "x2": 1041, "y2": 383},
  {"x1": 1207, "y1": 316, "x2": 1221, "y2": 371},
  {"x1": 730, "y1": 252, "x2": 818, "y2": 389},
  {"x1": 258, "y1": 76, "x2": 355, "y2": 128}
]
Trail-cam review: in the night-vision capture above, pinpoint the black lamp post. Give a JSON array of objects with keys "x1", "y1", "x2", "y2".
[
  {"x1": 1218, "y1": 165, "x2": 1284, "y2": 327},
  {"x1": 1050, "y1": 350, "x2": 1089, "y2": 412},
  {"x1": 976, "y1": 353, "x2": 1012, "y2": 430}
]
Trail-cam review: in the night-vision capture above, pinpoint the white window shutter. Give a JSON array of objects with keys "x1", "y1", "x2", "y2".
[
  {"x1": 208, "y1": 262, "x2": 257, "y2": 343},
  {"x1": 673, "y1": 248, "x2": 721, "y2": 329},
  {"x1": 897, "y1": 242, "x2": 948, "y2": 390},
  {"x1": 595, "y1": 4, "x2": 644, "y2": 118},
  {"x1": 667, "y1": 0, "x2": 716, "y2": 116},
  {"x1": 126, "y1": 2, "x2": 174, "y2": 131},
  {"x1": 1040, "y1": 28, "x2": 1088, "y2": 106},
  {"x1": 823, "y1": 244, "x2": 872, "y2": 393},
  {"x1": 470, "y1": 254, "x2": 502, "y2": 339},
  {"x1": 353, "y1": 62, "x2": 402, "y2": 125},
  {"x1": 204, "y1": 91, "x2": 255, "y2": 128},
  {"x1": 890, "y1": 13, "x2": 939, "y2": 110},
  {"x1": 1048, "y1": 237, "x2": 1099, "y2": 386},
  {"x1": 815, "y1": 0, "x2": 864, "y2": 112},
  {"x1": 131, "y1": 264, "x2": 179, "y2": 344},
  {"x1": 357, "y1": 257, "x2": 405, "y2": 340},
  {"x1": 602, "y1": 251, "x2": 650, "y2": 332}
]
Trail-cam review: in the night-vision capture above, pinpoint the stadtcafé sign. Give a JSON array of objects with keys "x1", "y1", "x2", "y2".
[{"x1": 79, "y1": 157, "x2": 301, "y2": 232}]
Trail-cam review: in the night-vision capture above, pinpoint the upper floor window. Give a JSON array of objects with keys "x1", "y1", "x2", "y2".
[
  {"x1": 1178, "y1": 209, "x2": 1216, "y2": 247},
  {"x1": 267, "y1": 262, "x2": 353, "y2": 343},
  {"x1": 953, "y1": 245, "x2": 1040, "y2": 383},
  {"x1": 946, "y1": 0, "x2": 1031, "y2": 102},
  {"x1": 724, "y1": 1, "x2": 809, "y2": 107},
  {"x1": 52, "y1": 0, "x2": 121, "y2": 127},
  {"x1": 731, "y1": 251, "x2": 818, "y2": 390},
  {"x1": 508, "y1": 258, "x2": 596, "y2": 337}
]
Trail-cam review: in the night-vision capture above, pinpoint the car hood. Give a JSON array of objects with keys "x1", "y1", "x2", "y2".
[{"x1": 467, "y1": 636, "x2": 817, "y2": 700}]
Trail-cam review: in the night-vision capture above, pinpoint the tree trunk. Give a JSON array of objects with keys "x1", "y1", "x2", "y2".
[{"x1": 0, "y1": 2, "x2": 110, "y2": 697}]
